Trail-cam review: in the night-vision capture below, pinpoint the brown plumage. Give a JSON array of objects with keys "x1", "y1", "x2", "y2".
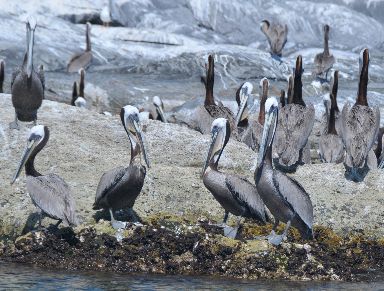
[
  {"x1": 314, "y1": 24, "x2": 335, "y2": 81},
  {"x1": 260, "y1": 20, "x2": 288, "y2": 57},
  {"x1": 67, "y1": 23, "x2": 92, "y2": 73}
]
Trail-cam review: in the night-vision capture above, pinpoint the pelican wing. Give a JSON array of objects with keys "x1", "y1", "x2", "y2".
[
  {"x1": 67, "y1": 52, "x2": 92, "y2": 73},
  {"x1": 26, "y1": 174, "x2": 77, "y2": 226},
  {"x1": 94, "y1": 166, "x2": 126, "y2": 206},
  {"x1": 319, "y1": 134, "x2": 344, "y2": 163},
  {"x1": 225, "y1": 174, "x2": 266, "y2": 223},
  {"x1": 273, "y1": 171, "x2": 313, "y2": 229},
  {"x1": 270, "y1": 24, "x2": 288, "y2": 55},
  {"x1": 205, "y1": 105, "x2": 238, "y2": 139}
]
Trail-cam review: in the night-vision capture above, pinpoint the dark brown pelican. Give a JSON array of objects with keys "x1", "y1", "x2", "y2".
[
  {"x1": 319, "y1": 71, "x2": 344, "y2": 163},
  {"x1": 71, "y1": 68, "x2": 87, "y2": 108},
  {"x1": 255, "y1": 97, "x2": 313, "y2": 245},
  {"x1": 241, "y1": 78, "x2": 269, "y2": 151},
  {"x1": 202, "y1": 118, "x2": 268, "y2": 238},
  {"x1": 279, "y1": 89, "x2": 286, "y2": 107},
  {"x1": 286, "y1": 74, "x2": 293, "y2": 104},
  {"x1": 0, "y1": 59, "x2": 4, "y2": 93},
  {"x1": 67, "y1": 22, "x2": 92, "y2": 73},
  {"x1": 93, "y1": 105, "x2": 150, "y2": 229},
  {"x1": 10, "y1": 18, "x2": 44, "y2": 130},
  {"x1": 341, "y1": 48, "x2": 380, "y2": 181},
  {"x1": 11, "y1": 125, "x2": 78, "y2": 227},
  {"x1": 260, "y1": 20, "x2": 288, "y2": 61},
  {"x1": 314, "y1": 24, "x2": 335, "y2": 82},
  {"x1": 234, "y1": 82, "x2": 253, "y2": 130},
  {"x1": 273, "y1": 56, "x2": 315, "y2": 172}
]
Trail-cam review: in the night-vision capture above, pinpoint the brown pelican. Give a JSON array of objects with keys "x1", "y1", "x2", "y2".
[
  {"x1": 67, "y1": 22, "x2": 92, "y2": 73},
  {"x1": 240, "y1": 78, "x2": 269, "y2": 151},
  {"x1": 255, "y1": 97, "x2": 313, "y2": 245},
  {"x1": 0, "y1": 59, "x2": 4, "y2": 93},
  {"x1": 138, "y1": 96, "x2": 167, "y2": 122},
  {"x1": 279, "y1": 89, "x2": 286, "y2": 107},
  {"x1": 234, "y1": 82, "x2": 253, "y2": 130},
  {"x1": 10, "y1": 18, "x2": 44, "y2": 130},
  {"x1": 319, "y1": 71, "x2": 344, "y2": 163},
  {"x1": 313, "y1": 24, "x2": 335, "y2": 82},
  {"x1": 202, "y1": 118, "x2": 268, "y2": 238},
  {"x1": 11, "y1": 125, "x2": 78, "y2": 227},
  {"x1": 273, "y1": 56, "x2": 315, "y2": 172},
  {"x1": 376, "y1": 128, "x2": 384, "y2": 169},
  {"x1": 260, "y1": 20, "x2": 288, "y2": 61},
  {"x1": 153, "y1": 96, "x2": 167, "y2": 122},
  {"x1": 341, "y1": 48, "x2": 380, "y2": 181},
  {"x1": 100, "y1": 0, "x2": 112, "y2": 27},
  {"x1": 93, "y1": 105, "x2": 150, "y2": 229},
  {"x1": 286, "y1": 74, "x2": 293, "y2": 104},
  {"x1": 71, "y1": 69, "x2": 87, "y2": 108}
]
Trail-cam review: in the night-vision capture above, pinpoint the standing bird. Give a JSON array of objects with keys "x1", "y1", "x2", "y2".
[
  {"x1": 273, "y1": 56, "x2": 315, "y2": 172},
  {"x1": 341, "y1": 48, "x2": 380, "y2": 181},
  {"x1": 279, "y1": 89, "x2": 286, "y2": 107},
  {"x1": 240, "y1": 78, "x2": 269, "y2": 151},
  {"x1": 153, "y1": 96, "x2": 167, "y2": 122},
  {"x1": 234, "y1": 82, "x2": 253, "y2": 131},
  {"x1": 10, "y1": 18, "x2": 44, "y2": 130},
  {"x1": 0, "y1": 60, "x2": 4, "y2": 93},
  {"x1": 202, "y1": 118, "x2": 268, "y2": 238},
  {"x1": 260, "y1": 20, "x2": 288, "y2": 61},
  {"x1": 255, "y1": 97, "x2": 313, "y2": 245},
  {"x1": 93, "y1": 105, "x2": 150, "y2": 229},
  {"x1": 100, "y1": 0, "x2": 112, "y2": 27},
  {"x1": 313, "y1": 24, "x2": 335, "y2": 82},
  {"x1": 71, "y1": 68, "x2": 87, "y2": 108},
  {"x1": 319, "y1": 71, "x2": 344, "y2": 163},
  {"x1": 11, "y1": 125, "x2": 78, "y2": 227},
  {"x1": 67, "y1": 22, "x2": 92, "y2": 73}
]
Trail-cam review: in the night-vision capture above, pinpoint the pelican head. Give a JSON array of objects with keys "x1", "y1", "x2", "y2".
[
  {"x1": 153, "y1": 96, "x2": 167, "y2": 122},
  {"x1": 257, "y1": 97, "x2": 279, "y2": 168},
  {"x1": 235, "y1": 82, "x2": 253, "y2": 125},
  {"x1": 121, "y1": 105, "x2": 150, "y2": 168},
  {"x1": 12, "y1": 125, "x2": 48, "y2": 184},
  {"x1": 26, "y1": 17, "x2": 37, "y2": 79},
  {"x1": 202, "y1": 118, "x2": 230, "y2": 176}
]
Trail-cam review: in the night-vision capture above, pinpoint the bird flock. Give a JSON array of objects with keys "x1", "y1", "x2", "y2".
[{"x1": 4, "y1": 16, "x2": 383, "y2": 246}]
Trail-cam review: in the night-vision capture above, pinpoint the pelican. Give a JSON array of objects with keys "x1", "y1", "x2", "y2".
[
  {"x1": 10, "y1": 17, "x2": 44, "y2": 130},
  {"x1": 234, "y1": 81, "x2": 253, "y2": 132},
  {"x1": 313, "y1": 24, "x2": 335, "y2": 82},
  {"x1": 255, "y1": 97, "x2": 313, "y2": 245},
  {"x1": 241, "y1": 78, "x2": 269, "y2": 151},
  {"x1": 279, "y1": 89, "x2": 286, "y2": 107},
  {"x1": 341, "y1": 48, "x2": 380, "y2": 181},
  {"x1": 11, "y1": 125, "x2": 78, "y2": 227},
  {"x1": 93, "y1": 105, "x2": 150, "y2": 229},
  {"x1": 152, "y1": 96, "x2": 167, "y2": 122},
  {"x1": 67, "y1": 22, "x2": 92, "y2": 73},
  {"x1": 0, "y1": 59, "x2": 4, "y2": 93},
  {"x1": 319, "y1": 71, "x2": 344, "y2": 163},
  {"x1": 100, "y1": 0, "x2": 112, "y2": 27},
  {"x1": 72, "y1": 68, "x2": 87, "y2": 108},
  {"x1": 376, "y1": 128, "x2": 384, "y2": 169},
  {"x1": 273, "y1": 56, "x2": 315, "y2": 172},
  {"x1": 202, "y1": 118, "x2": 268, "y2": 238},
  {"x1": 260, "y1": 20, "x2": 288, "y2": 61},
  {"x1": 286, "y1": 74, "x2": 293, "y2": 104}
]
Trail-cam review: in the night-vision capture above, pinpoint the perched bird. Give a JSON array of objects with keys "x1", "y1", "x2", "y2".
[
  {"x1": 255, "y1": 97, "x2": 313, "y2": 245},
  {"x1": 202, "y1": 118, "x2": 268, "y2": 238},
  {"x1": 279, "y1": 89, "x2": 286, "y2": 108},
  {"x1": 0, "y1": 59, "x2": 4, "y2": 93},
  {"x1": 340, "y1": 48, "x2": 380, "y2": 181},
  {"x1": 139, "y1": 96, "x2": 167, "y2": 122},
  {"x1": 153, "y1": 96, "x2": 167, "y2": 122},
  {"x1": 10, "y1": 17, "x2": 44, "y2": 130},
  {"x1": 286, "y1": 74, "x2": 293, "y2": 104},
  {"x1": 93, "y1": 105, "x2": 150, "y2": 229},
  {"x1": 260, "y1": 20, "x2": 288, "y2": 61},
  {"x1": 313, "y1": 24, "x2": 335, "y2": 82},
  {"x1": 234, "y1": 81, "x2": 253, "y2": 131},
  {"x1": 67, "y1": 22, "x2": 92, "y2": 73},
  {"x1": 11, "y1": 125, "x2": 78, "y2": 227},
  {"x1": 71, "y1": 68, "x2": 86, "y2": 108},
  {"x1": 100, "y1": 0, "x2": 112, "y2": 27},
  {"x1": 273, "y1": 56, "x2": 315, "y2": 172},
  {"x1": 318, "y1": 71, "x2": 344, "y2": 163},
  {"x1": 241, "y1": 78, "x2": 269, "y2": 151}
]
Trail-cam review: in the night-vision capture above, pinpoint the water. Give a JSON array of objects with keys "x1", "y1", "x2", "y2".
[{"x1": 0, "y1": 262, "x2": 383, "y2": 290}]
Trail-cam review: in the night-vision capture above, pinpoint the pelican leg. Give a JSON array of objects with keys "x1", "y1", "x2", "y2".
[
  {"x1": 209, "y1": 211, "x2": 229, "y2": 228},
  {"x1": 223, "y1": 216, "x2": 242, "y2": 239},
  {"x1": 9, "y1": 115, "x2": 20, "y2": 130},
  {"x1": 267, "y1": 220, "x2": 291, "y2": 246},
  {"x1": 109, "y1": 208, "x2": 127, "y2": 230},
  {"x1": 128, "y1": 208, "x2": 143, "y2": 227}
]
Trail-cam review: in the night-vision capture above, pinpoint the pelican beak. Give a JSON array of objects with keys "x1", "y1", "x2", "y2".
[
  {"x1": 201, "y1": 127, "x2": 219, "y2": 177},
  {"x1": 132, "y1": 117, "x2": 150, "y2": 168},
  {"x1": 26, "y1": 23, "x2": 35, "y2": 79},
  {"x1": 257, "y1": 104, "x2": 278, "y2": 168},
  {"x1": 155, "y1": 105, "x2": 167, "y2": 123},
  {"x1": 11, "y1": 138, "x2": 37, "y2": 184},
  {"x1": 235, "y1": 90, "x2": 249, "y2": 126}
]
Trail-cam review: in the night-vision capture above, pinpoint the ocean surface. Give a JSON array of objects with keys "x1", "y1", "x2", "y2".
[{"x1": 1, "y1": 262, "x2": 384, "y2": 291}]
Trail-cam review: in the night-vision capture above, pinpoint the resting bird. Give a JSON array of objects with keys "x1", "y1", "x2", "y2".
[
  {"x1": 93, "y1": 105, "x2": 150, "y2": 229},
  {"x1": 255, "y1": 97, "x2": 313, "y2": 245},
  {"x1": 260, "y1": 20, "x2": 288, "y2": 61},
  {"x1": 318, "y1": 71, "x2": 344, "y2": 163},
  {"x1": 313, "y1": 24, "x2": 335, "y2": 82},
  {"x1": 11, "y1": 125, "x2": 78, "y2": 227},
  {"x1": 340, "y1": 48, "x2": 380, "y2": 181},
  {"x1": 202, "y1": 118, "x2": 268, "y2": 238}
]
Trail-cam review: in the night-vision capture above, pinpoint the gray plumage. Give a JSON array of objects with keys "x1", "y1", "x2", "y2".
[
  {"x1": 260, "y1": 20, "x2": 288, "y2": 57},
  {"x1": 67, "y1": 22, "x2": 92, "y2": 73},
  {"x1": 314, "y1": 24, "x2": 335, "y2": 81}
]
